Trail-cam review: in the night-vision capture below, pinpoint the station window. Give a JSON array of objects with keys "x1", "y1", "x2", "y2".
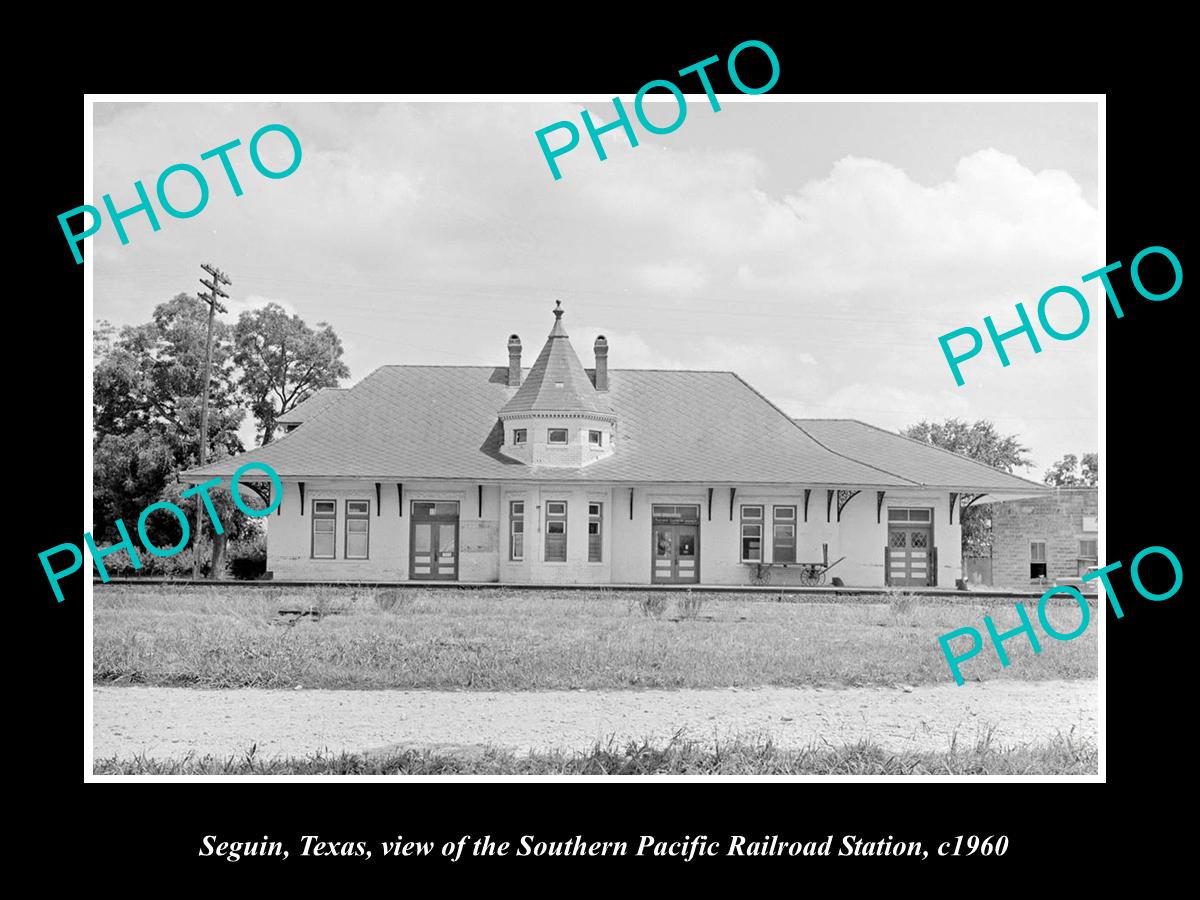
[
  {"x1": 588, "y1": 503, "x2": 602, "y2": 562},
  {"x1": 545, "y1": 501, "x2": 568, "y2": 561},
  {"x1": 548, "y1": 429, "x2": 568, "y2": 444},
  {"x1": 773, "y1": 505, "x2": 796, "y2": 564},
  {"x1": 888, "y1": 508, "x2": 932, "y2": 522},
  {"x1": 312, "y1": 500, "x2": 336, "y2": 559},
  {"x1": 513, "y1": 428, "x2": 527, "y2": 445},
  {"x1": 741, "y1": 505, "x2": 763, "y2": 562},
  {"x1": 588, "y1": 430, "x2": 602, "y2": 447},
  {"x1": 345, "y1": 500, "x2": 369, "y2": 559},
  {"x1": 510, "y1": 501, "x2": 524, "y2": 561}
]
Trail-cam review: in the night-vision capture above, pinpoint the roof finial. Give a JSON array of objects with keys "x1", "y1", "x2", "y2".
[{"x1": 548, "y1": 299, "x2": 568, "y2": 337}]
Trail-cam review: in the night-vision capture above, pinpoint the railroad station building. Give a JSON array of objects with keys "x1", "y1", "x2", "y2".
[{"x1": 184, "y1": 303, "x2": 1046, "y2": 587}]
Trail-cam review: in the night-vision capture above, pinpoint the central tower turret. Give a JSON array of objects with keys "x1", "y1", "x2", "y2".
[{"x1": 498, "y1": 301, "x2": 616, "y2": 467}]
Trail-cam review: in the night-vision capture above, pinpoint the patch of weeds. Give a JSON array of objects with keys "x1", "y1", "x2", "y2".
[
  {"x1": 374, "y1": 588, "x2": 413, "y2": 613},
  {"x1": 314, "y1": 590, "x2": 353, "y2": 619},
  {"x1": 676, "y1": 590, "x2": 705, "y2": 620},
  {"x1": 884, "y1": 586, "x2": 918, "y2": 618},
  {"x1": 640, "y1": 594, "x2": 669, "y2": 619},
  {"x1": 94, "y1": 732, "x2": 1098, "y2": 776}
]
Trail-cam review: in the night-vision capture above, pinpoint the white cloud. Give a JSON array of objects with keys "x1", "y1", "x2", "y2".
[
  {"x1": 569, "y1": 146, "x2": 1098, "y2": 314},
  {"x1": 224, "y1": 293, "x2": 299, "y2": 320},
  {"x1": 92, "y1": 101, "x2": 1097, "y2": 469}
]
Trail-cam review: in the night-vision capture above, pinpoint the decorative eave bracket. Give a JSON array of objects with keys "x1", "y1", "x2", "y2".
[{"x1": 837, "y1": 489, "x2": 860, "y2": 522}]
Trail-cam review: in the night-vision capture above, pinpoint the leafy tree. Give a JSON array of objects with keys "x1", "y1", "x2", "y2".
[
  {"x1": 94, "y1": 319, "x2": 116, "y2": 357},
  {"x1": 94, "y1": 296, "x2": 350, "y2": 575},
  {"x1": 901, "y1": 419, "x2": 1033, "y2": 472},
  {"x1": 234, "y1": 303, "x2": 349, "y2": 445},
  {"x1": 900, "y1": 418, "x2": 1035, "y2": 557},
  {"x1": 93, "y1": 295, "x2": 246, "y2": 573},
  {"x1": 1082, "y1": 452, "x2": 1098, "y2": 485},
  {"x1": 92, "y1": 428, "x2": 180, "y2": 544},
  {"x1": 1045, "y1": 452, "x2": 1099, "y2": 486},
  {"x1": 94, "y1": 294, "x2": 244, "y2": 454},
  {"x1": 158, "y1": 480, "x2": 267, "y2": 575}
]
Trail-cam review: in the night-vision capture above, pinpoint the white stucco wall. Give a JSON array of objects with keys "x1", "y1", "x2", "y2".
[
  {"x1": 265, "y1": 480, "x2": 962, "y2": 587},
  {"x1": 267, "y1": 481, "x2": 405, "y2": 581},
  {"x1": 497, "y1": 417, "x2": 615, "y2": 468},
  {"x1": 499, "y1": 485, "x2": 614, "y2": 584},
  {"x1": 267, "y1": 480, "x2": 500, "y2": 582},
  {"x1": 833, "y1": 491, "x2": 886, "y2": 586}
]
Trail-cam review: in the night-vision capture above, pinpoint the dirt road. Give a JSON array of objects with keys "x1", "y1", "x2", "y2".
[{"x1": 92, "y1": 680, "x2": 1096, "y2": 761}]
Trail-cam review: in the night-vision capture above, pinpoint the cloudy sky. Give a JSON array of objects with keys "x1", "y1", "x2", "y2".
[{"x1": 92, "y1": 100, "x2": 1099, "y2": 476}]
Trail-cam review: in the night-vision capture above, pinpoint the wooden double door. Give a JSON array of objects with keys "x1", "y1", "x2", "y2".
[
  {"x1": 410, "y1": 501, "x2": 459, "y2": 580},
  {"x1": 888, "y1": 524, "x2": 932, "y2": 586},
  {"x1": 652, "y1": 505, "x2": 700, "y2": 584}
]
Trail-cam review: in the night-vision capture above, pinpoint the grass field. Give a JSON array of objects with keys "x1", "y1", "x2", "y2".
[
  {"x1": 93, "y1": 584, "x2": 1097, "y2": 690},
  {"x1": 93, "y1": 732, "x2": 1096, "y2": 775}
]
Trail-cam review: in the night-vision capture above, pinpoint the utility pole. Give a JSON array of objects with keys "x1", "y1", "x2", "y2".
[{"x1": 193, "y1": 263, "x2": 231, "y2": 580}]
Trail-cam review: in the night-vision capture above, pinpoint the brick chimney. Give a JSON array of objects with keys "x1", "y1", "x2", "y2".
[
  {"x1": 507, "y1": 335, "x2": 522, "y2": 386},
  {"x1": 594, "y1": 335, "x2": 609, "y2": 391}
]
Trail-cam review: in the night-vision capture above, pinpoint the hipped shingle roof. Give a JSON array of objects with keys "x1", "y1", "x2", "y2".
[
  {"x1": 183, "y1": 366, "x2": 1044, "y2": 494},
  {"x1": 794, "y1": 418, "x2": 1046, "y2": 492}
]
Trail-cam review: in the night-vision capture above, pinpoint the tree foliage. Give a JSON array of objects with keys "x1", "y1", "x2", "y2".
[
  {"x1": 234, "y1": 303, "x2": 350, "y2": 445},
  {"x1": 900, "y1": 419, "x2": 1033, "y2": 472},
  {"x1": 1044, "y1": 452, "x2": 1098, "y2": 486},
  {"x1": 93, "y1": 295, "x2": 244, "y2": 453},
  {"x1": 92, "y1": 295, "x2": 246, "y2": 552},
  {"x1": 92, "y1": 428, "x2": 180, "y2": 543},
  {"x1": 93, "y1": 294, "x2": 350, "y2": 576},
  {"x1": 899, "y1": 418, "x2": 1035, "y2": 557}
]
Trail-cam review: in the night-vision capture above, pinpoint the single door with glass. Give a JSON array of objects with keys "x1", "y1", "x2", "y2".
[
  {"x1": 410, "y1": 501, "x2": 460, "y2": 580},
  {"x1": 651, "y1": 505, "x2": 701, "y2": 584}
]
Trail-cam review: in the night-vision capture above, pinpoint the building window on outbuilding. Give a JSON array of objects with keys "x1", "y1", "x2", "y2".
[
  {"x1": 773, "y1": 505, "x2": 796, "y2": 563},
  {"x1": 588, "y1": 503, "x2": 602, "y2": 562},
  {"x1": 545, "y1": 501, "x2": 568, "y2": 561},
  {"x1": 1078, "y1": 538, "x2": 1098, "y2": 577},
  {"x1": 513, "y1": 428, "x2": 527, "y2": 445},
  {"x1": 1030, "y1": 540, "x2": 1047, "y2": 579},
  {"x1": 312, "y1": 500, "x2": 336, "y2": 559},
  {"x1": 510, "y1": 501, "x2": 525, "y2": 561},
  {"x1": 345, "y1": 500, "x2": 370, "y2": 559},
  {"x1": 588, "y1": 430, "x2": 602, "y2": 447},
  {"x1": 741, "y1": 505, "x2": 763, "y2": 562},
  {"x1": 548, "y1": 429, "x2": 568, "y2": 445}
]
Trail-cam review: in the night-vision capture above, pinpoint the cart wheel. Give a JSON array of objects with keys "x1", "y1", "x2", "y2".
[
  {"x1": 751, "y1": 568, "x2": 770, "y2": 586},
  {"x1": 818, "y1": 572, "x2": 827, "y2": 586}
]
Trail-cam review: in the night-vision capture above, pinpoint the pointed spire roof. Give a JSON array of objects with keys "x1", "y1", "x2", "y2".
[{"x1": 500, "y1": 301, "x2": 612, "y2": 416}]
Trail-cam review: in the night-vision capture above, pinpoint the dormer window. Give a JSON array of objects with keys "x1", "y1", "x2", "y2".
[
  {"x1": 548, "y1": 428, "x2": 568, "y2": 444},
  {"x1": 513, "y1": 428, "x2": 527, "y2": 445},
  {"x1": 588, "y1": 430, "x2": 602, "y2": 447}
]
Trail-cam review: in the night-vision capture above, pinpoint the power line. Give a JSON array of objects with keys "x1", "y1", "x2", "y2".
[{"x1": 99, "y1": 263, "x2": 1054, "y2": 320}]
